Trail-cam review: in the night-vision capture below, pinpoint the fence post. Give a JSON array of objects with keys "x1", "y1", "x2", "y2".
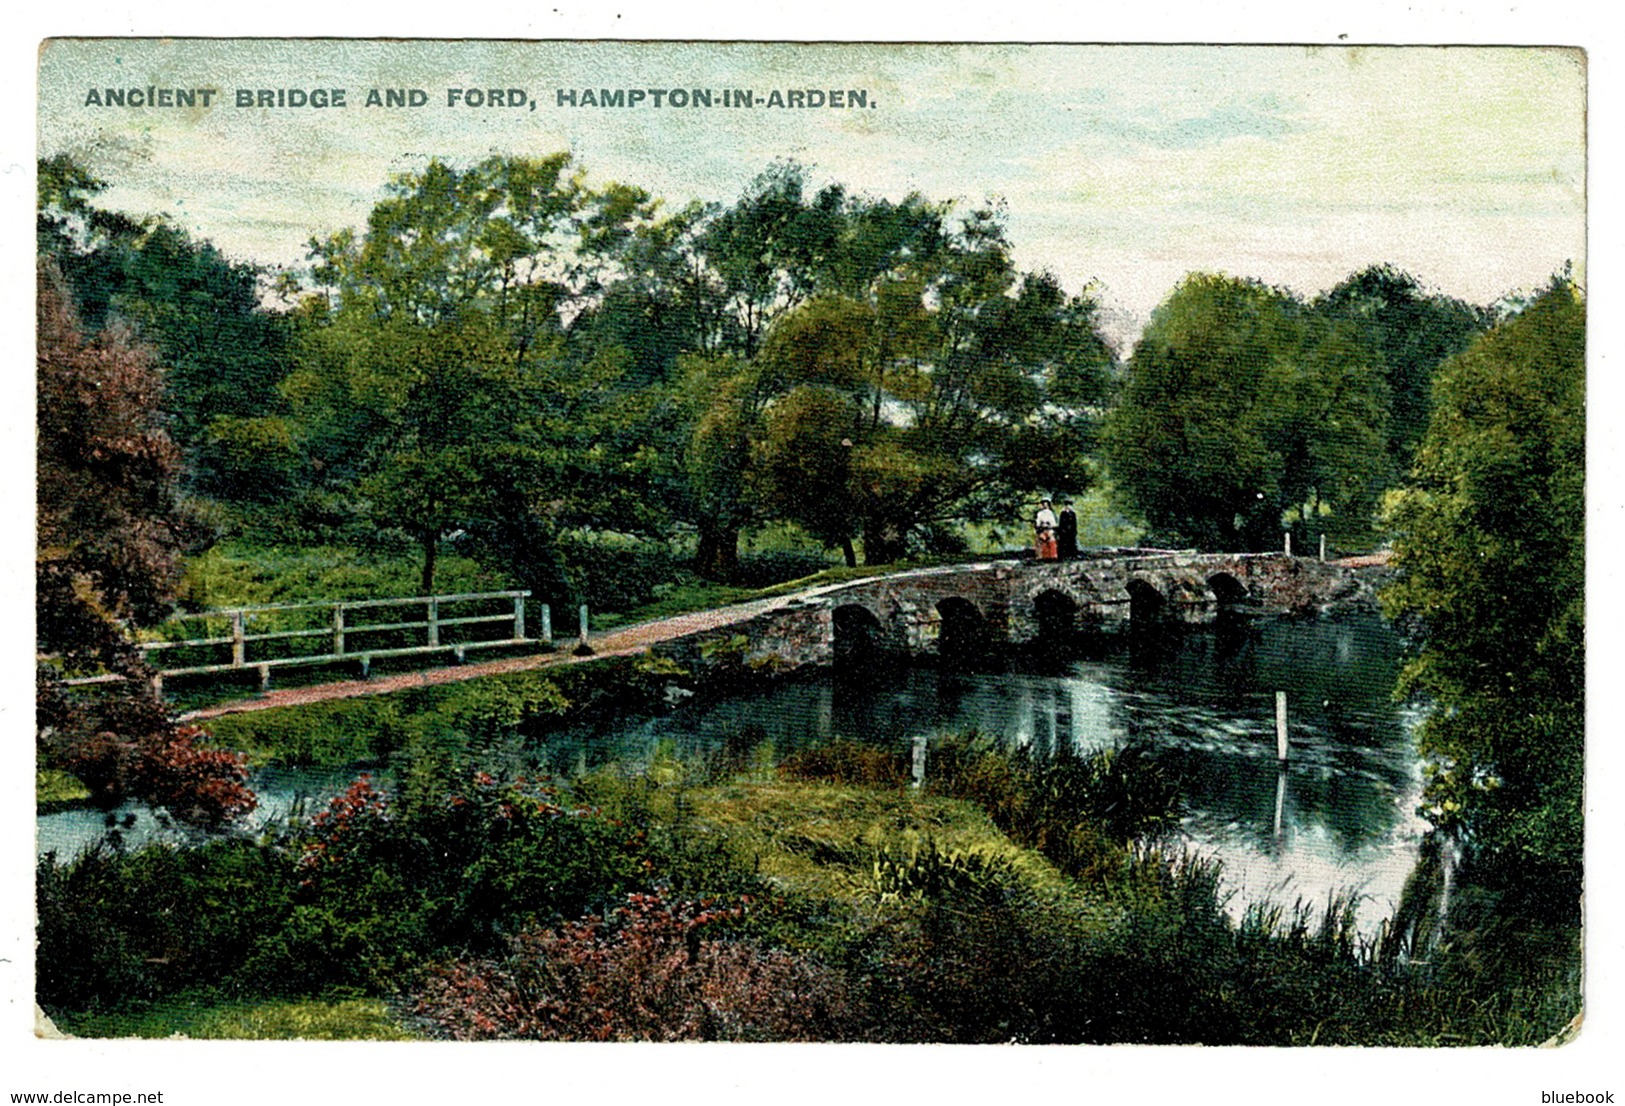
[
  {"x1": 333, "y1": 604, "x2": 346, "y2": 656},
  {"x1": 574, "y1": 604, "x2": 594, "y2": 656},
  {"x1": 1284, "y1": 531, "x2": 1293, "y2": 557},
  {"x1": 231, "y1": 610, "x2": 246, "y2": 668},
  {"x1": 513, "y1": 593, "x2": 526, "y2": 640},
  {"x1": 1319, "y1": 533, "x2": 1327, "y2": 562},
  {"x1": 911, "y1": 733, "x2": 928, "y2": 789},
  {"x1": 427, "y1": 597, "x2": 440, "y2": 647},
  {"x1": 541, "y1": 603, "x2": 552, "y2": 644}
]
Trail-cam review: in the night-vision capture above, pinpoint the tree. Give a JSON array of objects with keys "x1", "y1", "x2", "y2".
[
  {"x1": 664, "y1": 164, "x2": 950, "y2": 577},
  {"x1": 291, "y1": 155, "x2": 661, "y2": 592},
  {"x1": 1381, "y1": 279, "x2": 1583, "y2": 908},
  {"x1": 38, "y1": 156, "x2": 293, "y2": 501},
  {"x1": 36, "y1": 262, "x2": 254, "y2": 826},
  {"x1": 749, "y1": 211, "x2": 1113, "y2": 565},
  {"x1": 1315, "y1": 265, "x2": 1487, "y2": 474},
  {"x1": 1103, "y1": 273, "x2": 1390, "y2": 550}
]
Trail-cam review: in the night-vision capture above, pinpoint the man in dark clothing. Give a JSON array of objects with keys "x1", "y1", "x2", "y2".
[{"x1": 1057, "y1": 501, "x2": 1079, "y2": 560}]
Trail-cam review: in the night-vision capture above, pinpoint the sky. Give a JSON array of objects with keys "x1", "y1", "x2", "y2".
[{"x1": 36, "y1": 40, "x2": 1585, "y2": 348}]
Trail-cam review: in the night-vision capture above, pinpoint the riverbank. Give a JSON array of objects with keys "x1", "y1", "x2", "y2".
[{"x1": 41, "y1": 752, "x2": 1579, "y2": 1044}]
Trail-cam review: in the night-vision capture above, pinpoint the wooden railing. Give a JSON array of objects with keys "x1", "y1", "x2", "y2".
[{"x1": 61, "y1": 590, "x2": 551, "y2": 691}]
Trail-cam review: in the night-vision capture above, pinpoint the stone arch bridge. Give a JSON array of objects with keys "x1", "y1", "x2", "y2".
[{"x1": 651, "y1": 549, "x2": 1381, "y2": 673}]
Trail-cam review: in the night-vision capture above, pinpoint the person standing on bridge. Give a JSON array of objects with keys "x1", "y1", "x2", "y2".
[
  {"x1": 1058, "y1": 500, "x2": 1079, "y2": 560},
  {"x1": 1034, "y1": 497, "x2": 1059, "y2": 561}
]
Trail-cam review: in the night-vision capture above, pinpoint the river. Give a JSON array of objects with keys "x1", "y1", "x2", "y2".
[{"x1": 38, "y1": 611, "x2": 1426, "y2": 934}]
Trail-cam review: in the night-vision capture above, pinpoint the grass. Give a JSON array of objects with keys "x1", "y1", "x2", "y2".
[
  {"x1": 37, "y1": 768, "x2": 90, "y2": 806},
  {"x1": 177, "y1": 542, "x2": 509, "y2": 611},
  {"x1": 51, "y1": 994, "x2": 419, "y2": 1040},
  {"x1": 680, "y1": 778, "x2": 1113, "y2": 929},
  {"x1": 199, "y1": 655, "x2": 642, "y2": 767}
]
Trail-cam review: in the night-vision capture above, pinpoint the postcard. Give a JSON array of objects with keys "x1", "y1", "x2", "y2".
[{"x1": 21, "y1": 31, "x2": 1599, "y2": 1102}]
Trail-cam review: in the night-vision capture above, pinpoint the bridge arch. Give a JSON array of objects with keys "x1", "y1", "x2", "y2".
[
  {"x1": 1207, "y1": 571, "x2": 1249, "y2": 607},
  {"x1": 1126, "y1": 578, "x2": 1168, "y2": 623},
  {"x1": 935, "y1": 597, "x2": 989, "y2": 659},
  {"x1": 833, "y1": 603, "x2": 886, "y2": 666},
  {"x1": 1033, "y1": 589, "x2": 1082, "y2": 643}
]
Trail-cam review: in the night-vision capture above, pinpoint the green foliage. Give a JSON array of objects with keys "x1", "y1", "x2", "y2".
[
  {"x1": 179, "y1": 541, "x2": 508, "y2": 610},
  {"x1": 38, "y1": 158, "x2": 292, "y2": 497},
  {"x1": 38, "y1": 770, "x2": 659, "y2": 1014},
  {"x1": 924, "y1": 734, "x2": 1184, "y2": 884},
  {"x1": 551, "y1": 529, "x2": 678, "y2": 611},
  {"x1": 36, "y1": 768, "x2": 90, "y2": 805},
  {"x1": 37, "y1": 838, "x2": 296, "y2": 1010},
  {"x1": 1315, "y1": 264, "x2": 1488, "y2": 472},
  {"x1": 1382, "y1": 280, "x2": 1584, "y2": 900},
  {"x1": 1103, "y1": 272, "x2": 1396, "y2": 550},
  {"x1": 198, "y1": 656, "x2": 702, "y2": 768}
]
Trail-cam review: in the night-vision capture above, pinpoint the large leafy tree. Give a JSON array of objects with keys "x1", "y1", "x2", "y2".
[
  {"x1": 291, "y1": 155, "x2": 662, "y2": 592},
  {"x1": 751, "y1": 210, "x2": 1113, "y2": 565},
  {"x1": 663, "y1": 164, "x2": 950, "y2": 577},
  {"x1": 1382, "y1": 280, "x2": 1583, "y2": 909},
  {"x1": 1102, "y1": 273, "x2": 1390, "y2": 550},
  {"x1": 38, "y1": 156, "x2": 293, "y2": 501},
  {"x1": 36, "y1": 262, "x2": 254, "y2": 826}
]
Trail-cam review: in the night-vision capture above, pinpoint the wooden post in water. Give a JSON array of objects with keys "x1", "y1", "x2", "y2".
[
  {"x1": 1275, "y1": 690, "x2": 1290, "y2": 763},
  {"x1": 1273, "y1": 768, "x2": 1286, "y2": 839},
  {"x1": 911, "y1": 733, "x2": 928, "y2": 789}
]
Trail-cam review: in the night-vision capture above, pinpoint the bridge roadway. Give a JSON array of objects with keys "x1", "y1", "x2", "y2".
[{"x1": 181, "y1": 549, "x2": 1379, "y2": 723}]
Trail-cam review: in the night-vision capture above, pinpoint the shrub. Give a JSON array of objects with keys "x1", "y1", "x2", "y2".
[
  {"x1": 554, "y1": 530, "x2": 678, "y2": 613},
  {"x1": 413, "y1": 891, "x2": 858, "y2": 1041},
  {"x1": 731, "y1": 549, "x2": 832, "y2": 589},
  {"x1": 36, "y1": 837, "x2": 295, "y2": 1011}
]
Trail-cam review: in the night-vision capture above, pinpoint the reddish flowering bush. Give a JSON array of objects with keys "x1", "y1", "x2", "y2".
[
  {"x1": 128, "y1": 724, "x2": 256, "y2": 826},
  {"x1": 53, "y1": 709, "x2": 256, "y2": 829},
  {"x1": 298, "y1": 773, "x2": 390, "y2": 879},
  {"x1": 415, "y1": 890, "x2": 858, "y2": 1041}
]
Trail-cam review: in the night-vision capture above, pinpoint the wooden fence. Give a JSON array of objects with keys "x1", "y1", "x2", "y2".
[{"x1": 61, "y1": 590, "x2": 549, "y2": 691}]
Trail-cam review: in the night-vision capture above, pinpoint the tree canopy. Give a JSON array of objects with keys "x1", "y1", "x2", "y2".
[
  {"x1": 1102, "y1": 273, "x2": 1394, "y2": 551},
  {"x1": 1381, "y1": 279, "x2": 1584, "y2": 908}
]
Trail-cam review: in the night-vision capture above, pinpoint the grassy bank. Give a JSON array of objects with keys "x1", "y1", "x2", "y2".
[{"x1": 40, "y1": 745, "x2": 1580, "y2": 1044}]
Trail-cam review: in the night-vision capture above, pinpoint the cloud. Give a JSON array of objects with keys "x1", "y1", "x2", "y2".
[{"x1": 1080, "y1": 93, "x2": 1305, "y2": 151}]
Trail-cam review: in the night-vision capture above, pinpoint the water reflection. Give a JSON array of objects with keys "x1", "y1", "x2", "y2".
[{"x1": 39, "y1": 613, "x2": 1425, "y2": 933}]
